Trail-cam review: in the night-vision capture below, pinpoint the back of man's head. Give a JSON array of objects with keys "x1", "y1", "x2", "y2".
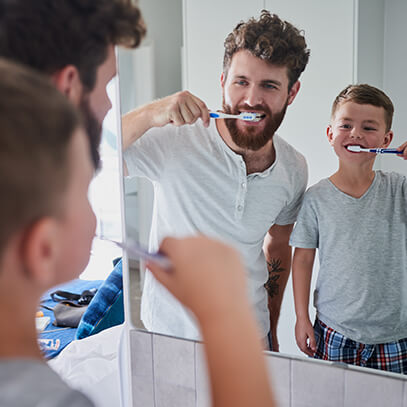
[
  {"x1": 0, "y1": 0, "x2": 146, "y2": 168},
  {"x1": 0, "y1": 58, "x2": 81, "y2": 262},
  {"x1": 0, "y1": 0, "x2": 145, "y2": 91}
]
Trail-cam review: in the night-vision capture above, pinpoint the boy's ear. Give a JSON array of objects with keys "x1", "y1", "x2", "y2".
[
  {"x1": 21, "y1": 218, "x2": 61, "y2": 288},
  {"x1": 51, "y1": 65, "x2": 83, "y2": 106},
  {"x1": 287, "y1": 81, "x2": 301, "y2": 106},
  {"x1": 382, "y1": 130, "x2": 394, "y2": 148},
  {"x1": 327, "y1": 125, "x2": 334, "y2": 145}
]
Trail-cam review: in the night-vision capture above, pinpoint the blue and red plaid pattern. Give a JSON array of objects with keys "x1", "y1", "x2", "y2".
[{"x1": 313, "y1": 318, "x2": 407, "y2": 374}]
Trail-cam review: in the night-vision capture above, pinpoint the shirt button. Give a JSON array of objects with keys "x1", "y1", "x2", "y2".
[
  {"x1": 241, "y1": 182, "x2": 246, "y2": 188},
  {"x1": 237, "y1": 205, "x2": 243, "y2": 211}
]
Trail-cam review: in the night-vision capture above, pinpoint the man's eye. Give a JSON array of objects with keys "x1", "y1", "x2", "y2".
[
  {"x1": 236, "y1": 80, "x2": 247, "y2": 86},
  {"x1": 262, "y1": 83, "x2": 276, "y2": 89}
]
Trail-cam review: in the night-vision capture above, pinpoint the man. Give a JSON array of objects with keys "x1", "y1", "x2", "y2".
[
  {"x1": 0, "y1": 0, "x2": 146, "y2": 169},
  {"x1": 123, "y1": 10, "x2": 310, "y2": 350}
]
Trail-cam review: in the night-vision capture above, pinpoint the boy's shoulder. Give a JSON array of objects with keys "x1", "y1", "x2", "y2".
[
  {"x1": 376, "y1": 170, "x2": 407, "y2": 184},
  {"x1": 305, "y1": 178, "x2": 331, "y2": 197}
]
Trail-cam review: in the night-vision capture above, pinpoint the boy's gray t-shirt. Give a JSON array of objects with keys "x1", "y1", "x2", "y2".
[
  {"x1": 290, "y1": 171, "x2": 407, "y2": 344},
  {"x1": 0, "y1": 359, "x2": 94, "y2": 407}
]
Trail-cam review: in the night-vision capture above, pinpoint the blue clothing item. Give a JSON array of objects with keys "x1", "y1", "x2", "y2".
[
  {"x1": 314, "y1": 319, "x2": 407, "y2": 374},
  {"x1": 39, "y1": 279, "x2": 103, "y2": 359},
  {"x1": 76, "y1": 258, "x2": 124, "y2": 339}
]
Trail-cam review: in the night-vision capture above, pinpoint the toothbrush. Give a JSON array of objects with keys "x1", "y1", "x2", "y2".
[
  {"x1": 209, "y1": 111, "x2": 262, "y2": 122},
  {"x1": 98, "y1": 237, "x2": 172, "y2": 270},
  {"x1": 346, "y1": 145, "x2": 401, "y2": 154}
]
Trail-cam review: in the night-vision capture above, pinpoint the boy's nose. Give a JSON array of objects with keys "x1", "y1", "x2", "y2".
[{"x1": 350, "y1": 128, "x2": 362, "y2": 139}]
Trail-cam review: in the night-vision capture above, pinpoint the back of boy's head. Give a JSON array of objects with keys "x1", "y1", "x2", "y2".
[
  {"x1": 0, "y1": 58, "x2": 82, "y2": 261},
  {"x1": 331, "y1": 84, "x2": 394, "y2": 132}
]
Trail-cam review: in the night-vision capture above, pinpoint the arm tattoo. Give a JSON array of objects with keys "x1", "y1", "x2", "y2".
[
  {"x1": 266, "y1": 258, "x2": 285, "y2": 274},
  {"x1": 264, "y1": 258, "x2": 285, "y2": 299}
]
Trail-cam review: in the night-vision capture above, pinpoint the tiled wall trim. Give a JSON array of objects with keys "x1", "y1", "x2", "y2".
[{"x1": 130, "y1": 329, "x2": 407, "y2": 407}]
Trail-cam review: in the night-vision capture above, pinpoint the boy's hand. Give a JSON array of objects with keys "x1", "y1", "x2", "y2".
[
  {"x1": 295, "y1": 317, "x2": 316, "y2": 357},
  {"x1": 147, "y1": 236, "x2": 248, "y2": 323},
  {"x1": 397, "y1": 141, "x2": 407, "y2": 160}
]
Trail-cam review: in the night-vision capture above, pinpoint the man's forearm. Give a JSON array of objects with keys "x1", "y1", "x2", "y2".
[
  {"x1": 122, "y1": 106, "x2": 153, "y2": 150},
  {"x1": 264, "y1": 252, "x2": 291, "y2": 329}
]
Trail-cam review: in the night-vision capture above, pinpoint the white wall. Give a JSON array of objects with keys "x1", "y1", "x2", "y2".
[{"x1": 382, "y1": 0, "x2": 407, "y2": 176}]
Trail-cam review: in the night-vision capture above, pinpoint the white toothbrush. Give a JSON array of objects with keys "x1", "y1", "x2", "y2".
[
  {"x1": 346, "y1": 145, "x2": 401, "y2": 154},
  {"x1": 209, "y1": 111, "x2": 262, "y2": 122},
  {"x1": 97, "y1": 236, "x2": 172, "y2": 270}
]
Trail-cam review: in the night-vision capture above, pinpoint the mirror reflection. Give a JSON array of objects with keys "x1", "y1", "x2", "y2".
[{"x1": 120, "y1": 0, "x2": 407, "y2": 377}]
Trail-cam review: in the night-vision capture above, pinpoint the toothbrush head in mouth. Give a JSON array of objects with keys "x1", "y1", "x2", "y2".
[
  {"x1": 241, "y1": 112, "x2": 266, "y2": 122},
  {"x1": 346, "y1": 145, "x2": 369, "y2": 153}
]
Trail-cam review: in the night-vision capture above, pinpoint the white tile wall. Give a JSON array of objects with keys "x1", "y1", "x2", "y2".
[
  {"x1": 344, "y1": 368, "x2": 404, "y2": 407},
  {"x1": 129, "y1": 329, "x2": 407, "y2": 407},
  {"x1": 266, "y1": 353, "x2": 291, "y2": 407},
  {"x1": 130, "y1": 330, "x2": 154, "y2": 407},
  {"x1": 152, "y1": 333, "x2": 196, "y2": 407},
  {"x1": 195, "y1": 342, "x2": 211, "y2": 407},
  {"x1": 292, "y1": 358, "x2": 344, "y2": 407}
]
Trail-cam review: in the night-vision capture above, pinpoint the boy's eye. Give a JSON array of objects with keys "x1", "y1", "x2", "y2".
[
  {"x1": 364, "y1": 127, "x2": 377, "y2": 131},
  {"x1": 339, "y1": 124, "x2": 351, "y2": 129}
]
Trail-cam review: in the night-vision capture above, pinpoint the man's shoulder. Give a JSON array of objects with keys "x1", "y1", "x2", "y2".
[{"x1": 274, "y1": 134, "x2": 307, "y2": 168}]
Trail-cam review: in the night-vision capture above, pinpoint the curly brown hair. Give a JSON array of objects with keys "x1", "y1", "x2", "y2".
[
  {"x1": 0, "y1": 0, "x2": 146, "y2": 91},
  {"x1": 223, "y1": 10, "x2": 310, "y2": 89},
  {"x1": 331, "y1": 84, "x2": 394, "y2": 132}
]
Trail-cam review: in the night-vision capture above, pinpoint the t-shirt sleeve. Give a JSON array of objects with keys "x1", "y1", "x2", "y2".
[
  {"x1": 274, "y1": 157, "x2": 308, "y2": 225},
  {"x1": 123, "y1": 124, "x2": 174, "y2": 182},
  {"x1": 289, "y1": 190, "x2": 319, "y2": 249}
]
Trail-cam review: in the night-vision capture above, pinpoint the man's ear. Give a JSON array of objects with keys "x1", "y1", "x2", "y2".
[
  {"x1": 220, "y1": 72, "x2": 225, "y2": 89},
  {"x1": 21, "y1": 218, "x2": 60, "y2": 288},
  {"x1": 51, "y1": 65, "x2": 83, "y2": 106},
  {"x1": 383, "y1": 130, "x2": 394, "y2": 148},
  {"x1": 287, "y1": 81, "x2": 301, "y2": 105},
  {"x1": 327, "y1": 125, "x2": 334, "y2": 146}
]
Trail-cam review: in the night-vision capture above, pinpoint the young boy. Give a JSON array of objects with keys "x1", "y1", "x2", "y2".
[
  {"x1": 0, "y1": 60, "x2": 274, "y2": 406},
  {"x1": 291, "y1": 84, "x2": 407, "y2": 373}
]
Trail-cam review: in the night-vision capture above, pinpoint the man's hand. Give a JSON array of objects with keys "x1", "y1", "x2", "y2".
[
  {"x1": 149, "y1": 91, "x2": 210, "y2": 128},
  {"x1": 295, "y1": 317, "x2": 316, "y2": 357},
  {"x1": 122, "y1": 90, "x2": 210, "y2": 150}
]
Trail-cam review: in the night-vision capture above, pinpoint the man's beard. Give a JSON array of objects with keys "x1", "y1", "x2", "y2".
[
  {"x1": 222, "y1": 98, "x2": 288, "y2": 151},
  {"x1": 80, "y1": 94, "x2": 103, "y2": 170}
]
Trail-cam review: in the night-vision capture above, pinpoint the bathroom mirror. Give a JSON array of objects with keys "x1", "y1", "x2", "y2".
[{"x1": 120, "y1": 0, "x2": 407, "y2": 375}]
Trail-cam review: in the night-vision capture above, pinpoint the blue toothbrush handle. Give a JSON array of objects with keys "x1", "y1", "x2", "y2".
[
  {"x1": 375, "y1": 148, "x2": 401, "y2": 154},
  {"x1": 209, "y1": 112, "x2": 221, "y2": 118}
]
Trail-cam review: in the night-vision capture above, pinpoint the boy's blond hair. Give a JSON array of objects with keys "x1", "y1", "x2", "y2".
[{"x1": 331, "y1": 84, "x2": 394, "y2": 131}]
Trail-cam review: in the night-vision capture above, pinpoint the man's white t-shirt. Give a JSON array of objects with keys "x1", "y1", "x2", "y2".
[{"x1": 124, "y1": 119, "x2": 308, "y2": 339}]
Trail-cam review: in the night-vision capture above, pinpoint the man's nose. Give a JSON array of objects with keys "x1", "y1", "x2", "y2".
[{"x1": 244, "y1": 85, "x2": 263, "y2": 106}]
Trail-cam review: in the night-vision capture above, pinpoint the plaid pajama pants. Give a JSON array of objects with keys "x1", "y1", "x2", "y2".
[{"x1": 313, "y1": 318, "x2": 407, "y2": 374}]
